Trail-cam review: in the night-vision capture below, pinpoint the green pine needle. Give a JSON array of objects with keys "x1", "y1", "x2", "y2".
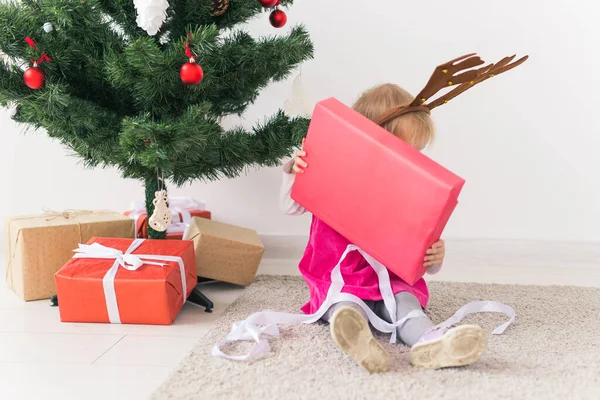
[{"x1": 0, "y1": 0, "x2": 314, "y2": 216}]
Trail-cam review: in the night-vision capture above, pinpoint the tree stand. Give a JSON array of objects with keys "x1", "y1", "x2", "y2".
[{"x1": 188, "y1": 281, "x2": 214, "y2": 313}]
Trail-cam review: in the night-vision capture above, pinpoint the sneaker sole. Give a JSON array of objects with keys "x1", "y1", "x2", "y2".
[
  {"x1": 409, "y1": 324, "x2": 487, "y2": 370},
  {"x1": 330, "y1": 307, "x2": 391, "y2": 373}
]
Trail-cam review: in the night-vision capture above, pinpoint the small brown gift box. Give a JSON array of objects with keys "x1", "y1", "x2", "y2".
[
  {"x1": 183, "y1": 218, "x2": 264, "y2": 286},
  {"x1": 5, "y1": 210, "x2": 135, "y2": 301}
]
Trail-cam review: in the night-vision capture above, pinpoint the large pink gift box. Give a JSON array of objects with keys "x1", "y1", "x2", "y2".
[{"x1": 291, "y1": 98, "x2": 465, "y2": 285}]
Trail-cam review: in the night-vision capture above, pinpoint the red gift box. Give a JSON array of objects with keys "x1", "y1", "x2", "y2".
[
  {"x1": 54, "y1": 237, "x2": 197, "y2": 325},
  {"x1": 292, "y1": 98, "x2": 465, "y2": 285},
  {"x1": 165, "y1": 209, "x2": 211, "y2": 240}
]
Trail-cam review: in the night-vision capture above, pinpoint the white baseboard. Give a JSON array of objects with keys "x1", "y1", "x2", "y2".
[{"x1": 259, "y1": 235, "x2": 600, "y2": 288}]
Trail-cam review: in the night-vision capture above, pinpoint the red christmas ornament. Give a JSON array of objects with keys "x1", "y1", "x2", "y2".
[
  {"x1": 269, "y1": 9, "x2": 287, "y2": 28},
  {"x1": 24, "y1": 66, "x2": 46, "y2": 89},
  {"x1": 180, "y1": 61, "x2": 204, "y2": 86},
  {"x1": 23, "y1": 37, "x2": 51, "y2": 90},
  {"x1": 180, "y1": 39, "x2": 204, "y2": 86},
  {"x1": 258, "y1": 0, "x2": 278, "y2": 8}
]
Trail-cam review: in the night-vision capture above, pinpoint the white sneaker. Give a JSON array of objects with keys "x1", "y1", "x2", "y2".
[
  {"x1": 330, "y1": 306, "x2": 391, "y2": 373},
  {"x1": 409, "y1": 324, "x2": 487, "y2": 370}
]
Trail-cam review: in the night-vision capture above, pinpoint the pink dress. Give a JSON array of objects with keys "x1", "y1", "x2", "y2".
[{"x1": 279, "y1": 161, "x2": 434, "y2": 315}]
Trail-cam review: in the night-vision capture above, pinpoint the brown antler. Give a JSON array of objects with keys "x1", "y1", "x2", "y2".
[
  {"x1": 376, "y1": 54, "x2": 485, "y2": 126},
  {"x1": 375, "y1": 53, "x2": 528, "y2": 126},
  {"x1": 427, "y1": 54, "x2": 529, "y2": 109},
  {"x1": 409, "y1": 54, "x2": 485, "y2": 107}
]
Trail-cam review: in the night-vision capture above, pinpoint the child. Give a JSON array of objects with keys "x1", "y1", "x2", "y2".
[
  {"x1": 279, "y1": 83, "x2": 487, "y2": 373},
  {"x1": 211, "y1": 53, "x2": 524, "y2": 370}
]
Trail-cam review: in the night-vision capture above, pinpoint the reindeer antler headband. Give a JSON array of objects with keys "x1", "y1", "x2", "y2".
[{"x1": 376, "y1": 53, "x2": 529, "y2": 126}]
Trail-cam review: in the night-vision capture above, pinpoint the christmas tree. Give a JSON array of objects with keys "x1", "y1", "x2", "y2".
[{"x1": 0, "y1": 0, "x2": 313, "y2": 239}]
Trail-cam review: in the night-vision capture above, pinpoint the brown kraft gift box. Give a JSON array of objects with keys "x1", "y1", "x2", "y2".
[
  {"x1": 5, "y1": 210, "x2": 135, "y2": 301},
  {"x1": 183, "y1": 217, "x2": 264, "y2": 286}
]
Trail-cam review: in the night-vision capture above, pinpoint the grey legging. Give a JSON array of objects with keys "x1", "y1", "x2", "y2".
[{"x1": 322, "y1": 291, "x2": 434, "y2": 347}]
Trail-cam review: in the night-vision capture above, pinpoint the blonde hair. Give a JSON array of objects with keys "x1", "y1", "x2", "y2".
[{"x1": 352, "y1": 83, "x2": 435, "y2": 150}]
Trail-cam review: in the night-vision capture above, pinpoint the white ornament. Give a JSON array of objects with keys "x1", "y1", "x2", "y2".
[
  {"x1": 43, "y1": 22, "x2": 53, "y2": 33},
  {"x1": 148, "y1": 190, "x2": 173, "y2": 232},
  {"x1": 283, "y1": 70, "x2": 314, "y2": 117},
  {"x1": 134, "y1": 0, "x2": 170, "y2": 36},
  {"x1": 7, "y1": 105, "x2": 18, "y2": 117}
]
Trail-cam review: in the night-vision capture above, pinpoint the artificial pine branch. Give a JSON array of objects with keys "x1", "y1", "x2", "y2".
[{"x1": 0, "y1": 0, "x2": 314, "y2": 235}]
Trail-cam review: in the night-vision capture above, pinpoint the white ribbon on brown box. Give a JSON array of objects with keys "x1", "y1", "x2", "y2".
[
  {"x1": 72, "y1": 239, "x2": 188, "y2": 324},
  {"x1": 212, "y1": 244, "x2": 515, "y2": 362},
  {"x1": 127, "y1": 197, "x2": 206, "y2": 238}
]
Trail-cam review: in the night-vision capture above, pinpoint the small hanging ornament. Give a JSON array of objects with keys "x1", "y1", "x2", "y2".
[
  {"x1": 269, "y1": 7, "x2": 287, "y2": 28},
  {"x1": 283, "y1": 68, "x2": 314, "y2": 117},
  {"x1": 148, "y1": 173, "x2": 172, "y2": 232},
  {"x1": 7, "y1": 104, "x2": 18, "y2": 117},
  {"x1": 23, "y1": 37, "x2": 51, "y2": 90},
  {"x1": 258, "y1": 0, "x2": 287, "y2": 28},
  {"x1": 24, "y1": 67, "x2": 45, "y2": 89},
  {"x1": 43, "y1": 22, "x2": 53, "y2": 33},
  {"x1": 133, "y1": 0, "x2": 170, "y2": 36},
  {"x1": 211, "y1": 0, "x2": 229, "y2": 16},
  {"x1": 258, "y1": 0, "x2": 278, "y2": 7},
  {"x1": 149, "y1": 189, "x2": 173, "y2": 232},
  {"x1": 180, "y1": 38, "x2": 204, "y2": 86}
]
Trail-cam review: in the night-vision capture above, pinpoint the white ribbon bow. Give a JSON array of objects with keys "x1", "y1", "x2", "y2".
[
  {"x1": 73, "y1": 239, "x2": 188, "y2": 324},
  {"x1": 212, "y1": 244, "x2": 515, "y2": 362}
]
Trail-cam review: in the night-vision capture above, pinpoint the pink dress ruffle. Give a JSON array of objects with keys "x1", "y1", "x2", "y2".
[{"x1": 299, "y1": 215, "x2": 430, "y2": 315}]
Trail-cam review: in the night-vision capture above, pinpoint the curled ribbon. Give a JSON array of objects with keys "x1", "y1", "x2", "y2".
[
  {"x1": 31, "y1": 53, "x2": 51, "y2": 65},
  {"x1": 184, "y1": 41, "x2": 194, "y2": 60},
  {"x1": 25, "y1": 36, "x2": 36, "y2": 48},
  {"x1": 25, "y1": 36, "x2": 51, "y2": 65},
  {"x1": 184, "y1": 33, "x2": 195, "y2": 60}
]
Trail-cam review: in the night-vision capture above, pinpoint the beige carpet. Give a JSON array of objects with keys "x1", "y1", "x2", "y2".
[{"x1": 153, "y1": 276, "x2": 600, "y2": 400}]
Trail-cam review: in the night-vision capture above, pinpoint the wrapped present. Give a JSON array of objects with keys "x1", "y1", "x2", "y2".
[
  {"x1": 54, "y1": 237, "x2": 197, "y2": 325},
  {"x1": 5, "y1": 210, "x2": 135, "y2": 301},
  {"x1": 184, "y1": 218, "x2": 264, "y2": 286},
  {"x1": 291, "y1": 98, "x2": 465, "y2": 285},
  {"x1": 124, "y1": 197, "x2": 211, "y2": 239}
]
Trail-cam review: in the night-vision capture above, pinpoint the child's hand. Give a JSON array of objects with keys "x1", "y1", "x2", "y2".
[
  {"x1": 424, "y1": 240, "x2": 445, "y2": 267},
  {"x1": 292, "y1": 139, "x2": 308, "y2": 174}
]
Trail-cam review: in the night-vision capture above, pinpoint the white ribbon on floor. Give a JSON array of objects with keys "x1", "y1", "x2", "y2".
[
  {"x1": 72, "y1": 239, "x2": 188, "y2": 324},
  {"x1": 430, "y1": 301, "x2": 515, "y2": 335},
  {"x1": 211, "y1": 245, "x2": 515, "y2": 362}
]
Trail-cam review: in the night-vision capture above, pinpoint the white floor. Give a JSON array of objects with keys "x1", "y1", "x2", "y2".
[
  {"x1": 0, "y1": 268, "x2": 245, "y2": 400},
  {"x1": 1, "y1": 241, "x2": 599, "y2": 400}
]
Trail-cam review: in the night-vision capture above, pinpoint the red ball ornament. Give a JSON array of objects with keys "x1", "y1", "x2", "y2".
[
  {"x1": 180, "y1": 61, "x2": 204, "y2": 86},
  {"x1": 24, "y1": 66, "x2": 45, "y2": 90},
  {"x1": 269, "y1": 9, "x2": 287, "y2": 28},
  {"x1": 258, "y1": 0, "x2": 278, "y2": 8}
]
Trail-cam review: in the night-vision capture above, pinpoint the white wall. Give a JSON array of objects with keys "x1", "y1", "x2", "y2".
[{"x1": 1, "y1": 0, "x2": 599, "y2": 248}]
